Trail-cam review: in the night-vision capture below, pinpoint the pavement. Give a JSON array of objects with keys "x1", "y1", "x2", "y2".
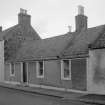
[
  {"x1": 0, "y1": 86, "x2": 62, "y2": 105},
  {"x1": 77, "y1": 94, "x2": 105, "y2": 105},
  {"x1": 0, "y1": 82, "x2": 87, "y2": 105},
  {"x1": 0, "y1": 82, "x2": 85, "y2": 99},
  {"x1": 1, "y1": 82, "x2": 105, "y2": 105}
]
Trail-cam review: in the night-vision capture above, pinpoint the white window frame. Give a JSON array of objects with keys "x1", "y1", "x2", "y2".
[
  {"x1": 36, "y1": 61, "x2": 44, "y2": 78},
  {"x1": 61, "y1": 59, "x2": 71, "y2": 80},
  {"x1": 10, "y1": 63, "x2": 15, "y2": 76}
]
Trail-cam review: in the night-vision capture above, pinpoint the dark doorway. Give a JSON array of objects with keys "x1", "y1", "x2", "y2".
[{"x1": 23, "y1": 62, "x2": 27, "y2": 83}]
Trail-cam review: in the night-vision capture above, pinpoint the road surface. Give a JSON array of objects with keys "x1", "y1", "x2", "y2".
[{"x1": 0, "y1": 86, "x2": 83, "y2": 105}]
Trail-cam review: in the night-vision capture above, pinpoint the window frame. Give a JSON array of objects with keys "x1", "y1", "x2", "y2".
[
  {"x1": 10, "y1": 63, "x2": 15, "y2": 76},
  {"x1": 61, "y1": 59, "x2": 71, "y2": 80},
  {"x1": 36, "y1": 61, "x2": 44, "y2": 78}
]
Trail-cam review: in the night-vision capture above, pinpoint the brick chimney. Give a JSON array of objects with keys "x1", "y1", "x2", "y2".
[
  {"x1": 75, "y1": 5, "x2": 87, "y2": 32},
  {"x1": 18, "y1": 8, "x2": 31, "y2": 26}
]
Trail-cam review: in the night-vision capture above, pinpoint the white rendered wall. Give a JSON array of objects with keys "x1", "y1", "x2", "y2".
[{"x1": 87, "y1": 49, "x2": 105, "y2": 94}]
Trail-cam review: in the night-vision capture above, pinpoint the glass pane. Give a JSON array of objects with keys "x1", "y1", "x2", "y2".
[
  {"x1": 63, "y1": 60, "x2": 69, "y2": 78},
  {"x1": 39, "y1": 61, "x2": 43, "y2": 76},
  {"x1": 11, "y1": 63, "x2": 15, "y2": 75}
]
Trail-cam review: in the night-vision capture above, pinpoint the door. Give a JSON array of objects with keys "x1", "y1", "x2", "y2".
[{"x1": 23, "y1": 62, "x2": 28, "y2": 83}]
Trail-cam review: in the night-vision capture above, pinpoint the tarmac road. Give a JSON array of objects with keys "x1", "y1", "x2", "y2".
[
  {"x1": 0, "y1": 86, "x2": 62, "y2": 105},
  {"x1": 0, "y1": 86, "x2": 83, "y2": 105}
]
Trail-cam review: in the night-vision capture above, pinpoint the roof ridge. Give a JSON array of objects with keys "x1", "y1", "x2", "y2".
[
  {"x1": 86, "y1": 24, "x2": 105, "y2": 31},
  {"x1": 42, "y1": 32, "x2": 74, "y2": 40},
  {"x1": 2, "y1": 24, "x2": 18, "y2": 32}
]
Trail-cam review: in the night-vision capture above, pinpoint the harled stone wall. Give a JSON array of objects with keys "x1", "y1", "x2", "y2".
[{"x1": 87, "y1": 49, "x2": 105, "y2": 94}]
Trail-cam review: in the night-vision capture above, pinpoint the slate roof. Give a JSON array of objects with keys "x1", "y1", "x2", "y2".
[
  {"x1": 4, "y1": 24, "x2": 105, "y2": 62},
  {"x1": 11, "y1": 25, "x2": 105, "y2": 61},
  {"x1": 1, "y1": 24, "x2": 41, "y2": 41},
  {"x1": 16, "y1": 32, "x2": 77, "y2": 61},
  {"x1": 90, "y1": 26, "x2": 105, "y2": 49},
  {"x1": 63, "y1": 25, "x2": 105, "y2": 57},
  {"x1": 0, "y1": 23, "x2": 41, "y2": 61}
]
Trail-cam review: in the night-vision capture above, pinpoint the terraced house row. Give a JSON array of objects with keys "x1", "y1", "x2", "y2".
[{"x1": 0, "y1": 6, "x2": 105, "y2": 94}]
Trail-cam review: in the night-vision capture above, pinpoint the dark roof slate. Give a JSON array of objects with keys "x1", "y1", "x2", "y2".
[
  {"x1": 63, "y1": 25, "x2": 105, "y2": 57},
  {"x1": 1, "y1": 24, "x2": 41, "y2": 41},
  {"x1": 16, "y1": 32, "x2": 76, "y2": 61},
  {"x1": 0, "y1": 23, "x2": 41, "y2": 62},
  {"x1": 6, "y1": 24, "x2": 105, "y2": 61}
]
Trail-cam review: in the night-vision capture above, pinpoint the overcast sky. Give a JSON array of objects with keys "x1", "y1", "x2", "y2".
[{"x1": 0, "y1": 0, "x2": 105, "y2": 38}]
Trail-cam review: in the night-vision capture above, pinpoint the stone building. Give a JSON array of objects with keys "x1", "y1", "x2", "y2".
[{"x1": 1, "y1": 6, "x2": 105, "y2": 94}]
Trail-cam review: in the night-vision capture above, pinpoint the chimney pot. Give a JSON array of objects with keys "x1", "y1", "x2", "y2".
[
  {"x1": 20, "y1": 8, "x2": 27, "y2": 14},
  {"x1": 78, "y1": 5, "x2": 84, "y2": 15}
]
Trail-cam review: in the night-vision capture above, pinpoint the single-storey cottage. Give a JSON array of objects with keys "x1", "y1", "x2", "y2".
[{"x1": 2, "y1": 6, "x2": 105, "y2": 94}]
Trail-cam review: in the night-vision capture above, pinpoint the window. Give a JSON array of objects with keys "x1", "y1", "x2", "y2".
[
  {"x1": 10, "y1": 63, "x2": 15, "y2": 76},
  {"x1": 36, "y1": 61, "x2": 44, "y2": 78},
  {"x1": 61, "y1": 60, "x2": 71, "y2": 80}
]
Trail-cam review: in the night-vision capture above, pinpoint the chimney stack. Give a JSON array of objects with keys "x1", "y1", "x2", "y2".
[
  {"x1": 18, "y1": 8, "x2": 31, "y2": 26},
  {"x1": 75, "y1": 5, "x2": 87, "y2": 32},
  {"x1": 68, "y1": 26, "x2": 72, "y2": 32},
  {"x1": 0, "y1": 26, "x2": 2, "y2": 32}
]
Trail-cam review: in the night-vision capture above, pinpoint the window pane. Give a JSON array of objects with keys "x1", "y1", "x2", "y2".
[
  {"x1": 11, "y1": 63, "x2": 15, "y2": 75},
  {"x1": 63, "y1": 60, "x2": 69, "y2": 78},
  {"x1": 39, "y1": 61, "x2": 43, "y2": 76}
]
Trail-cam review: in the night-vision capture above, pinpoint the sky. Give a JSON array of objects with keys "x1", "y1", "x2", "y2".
[{"x1": 0, "y1": 0, "x2": 105, "y2": 38}]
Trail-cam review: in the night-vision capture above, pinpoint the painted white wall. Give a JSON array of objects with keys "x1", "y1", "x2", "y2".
[
  {"x1": 87, "y1": 49, "x2": 105, "y2": 94},
  {"x1": 0, "y1": 40, "x2": 4, "y2": 82}
]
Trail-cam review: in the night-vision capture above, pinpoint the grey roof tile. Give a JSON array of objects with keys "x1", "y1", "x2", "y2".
[
  {"x1": 16, "y1": 32, "x2": 76, "y2": 61},
  {"x1": 63, "y1": 25, "x2": 105, "y2": 57}
]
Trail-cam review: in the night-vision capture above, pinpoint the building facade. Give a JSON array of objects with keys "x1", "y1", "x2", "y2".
[
  {"x1": 0, "y1": 40, "x2": 4, "y2": 82},
  {"x1": 2, "y1": 6, "x2": 105, "y2": 94}
]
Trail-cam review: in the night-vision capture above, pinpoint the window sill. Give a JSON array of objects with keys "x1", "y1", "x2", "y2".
[
  {"x1": 37, "y1": 76, "x2": 44, "y2": 78},
  {"x1": 10, "y1": 74, "x2": 15, "y2": 77},
  {"x1": 61, "y1": 78, "x2": 71, "y2": 80}
]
